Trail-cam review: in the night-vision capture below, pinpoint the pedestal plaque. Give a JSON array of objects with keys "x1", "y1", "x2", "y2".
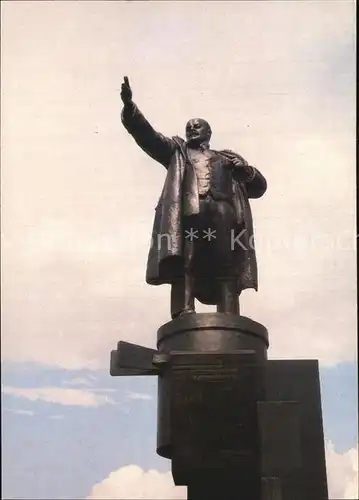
[{"x1": 171, "y1": 351, "x2": 263, "y2": 487}]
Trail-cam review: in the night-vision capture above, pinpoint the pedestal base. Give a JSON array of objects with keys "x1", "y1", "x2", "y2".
[
  {"x1": 156, "y1": 313, "x2": 269, "y2": 459},
  {"x1": 154, "y1": 315, "x2": 327, "y2": 500},
  {"x1": 110, "y1": 312, "x2": 328, "y2": 500},
  {"x1": 157, "y1": 313, "x2": 269, "y2": 357}
]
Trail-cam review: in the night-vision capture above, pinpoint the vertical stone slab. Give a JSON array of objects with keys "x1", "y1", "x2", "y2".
[
  {"x1": 263, "y1": 360, "x2": 328, "y2": 500},
  {"x1": 170, "y1": 351, "x2": 263, "y2": 496}
]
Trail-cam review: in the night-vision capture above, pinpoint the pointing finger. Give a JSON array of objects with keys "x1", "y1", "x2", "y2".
[{"x1": 124, "y1": 76, "x2": 130, "y2": 87}]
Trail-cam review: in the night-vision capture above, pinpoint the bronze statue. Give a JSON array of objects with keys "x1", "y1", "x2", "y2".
[{"x1": 121, "y1": 76, "x2": 267, "y2": 318}]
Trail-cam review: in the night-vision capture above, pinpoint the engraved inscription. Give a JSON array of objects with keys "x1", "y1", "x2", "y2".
[{"x1": 171, "y1": 353, "x2": 261, "y2": 471}]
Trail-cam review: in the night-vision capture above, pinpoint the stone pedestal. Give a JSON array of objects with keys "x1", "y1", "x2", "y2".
[
  {"x1": 156, "y1": 313, "x2": 268, "y2": 460},
  {"x1": 110, "y1": 313, "x2": 328, "y2": 500}
]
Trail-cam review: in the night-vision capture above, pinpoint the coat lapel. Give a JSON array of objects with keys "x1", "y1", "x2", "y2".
[{"x1": 172, "y1": 136, "x2": 199, "y2": 216}]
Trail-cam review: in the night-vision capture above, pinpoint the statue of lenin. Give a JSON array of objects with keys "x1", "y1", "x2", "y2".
[{"x1": 121, "y1": 77, "x2": 267, "y2": 319}]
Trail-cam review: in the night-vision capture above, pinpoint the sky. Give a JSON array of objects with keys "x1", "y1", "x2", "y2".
[{"x1": 1, "y1": 1, "x2": 357, "y2": 499}]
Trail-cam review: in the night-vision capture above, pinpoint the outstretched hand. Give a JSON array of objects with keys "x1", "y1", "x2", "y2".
[{"x1": 121, "y1": 76, "x2": 133, "y2": 105}]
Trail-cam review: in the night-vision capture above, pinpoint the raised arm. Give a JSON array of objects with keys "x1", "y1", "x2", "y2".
[{"x1": 121, "y1": 77, "x2": 176, "y2": 168}]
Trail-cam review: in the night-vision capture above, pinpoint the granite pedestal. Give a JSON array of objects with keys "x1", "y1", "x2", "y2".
[{"x1": 111, "y1": 313, "x2": 328, "y2": 500}]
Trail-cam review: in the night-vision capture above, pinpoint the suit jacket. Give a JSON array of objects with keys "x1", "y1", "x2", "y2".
[{"x1": 121, "y1": 102, "x2": 267, "y2": 304}]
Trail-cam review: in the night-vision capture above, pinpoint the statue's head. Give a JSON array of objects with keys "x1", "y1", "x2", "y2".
[{"x1": 185, "y1": 118, "x2": 212, "y2": 147}]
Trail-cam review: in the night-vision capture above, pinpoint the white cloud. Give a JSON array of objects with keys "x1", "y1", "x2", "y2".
[
  {"x1": 2, "y1": 385, "x2": 116, "y2": 407},
  {"x1": 127, "y1": 392, "x2": 152, "y2": 401},
  {"x1": 66, "y1": 377, "x2": 93, "y2": 386},
  {"x1": 87, "y1": 465, "x2": 186, "y2": 500},
  {"x1": 3, "y1": 407, "x2": 35, "y2": 417},
  {"x1": 325, "y1": 441, "x2": 358, "y2": 499},
  {"x1": 1, "y1": 1, "x2": 356, "y2": 370},
  {"x1": 88, "y1": 445, "x2": 359, "y2": 500}
]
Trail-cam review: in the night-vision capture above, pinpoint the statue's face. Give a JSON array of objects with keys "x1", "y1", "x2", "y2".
[{"x1": 185, "y1": 118, "x2": 212, "y2": 146}]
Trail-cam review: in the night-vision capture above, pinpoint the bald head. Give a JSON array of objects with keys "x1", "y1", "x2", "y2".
[{"x1": 185, "y1": 118, "x2": 212, "y2": 147}]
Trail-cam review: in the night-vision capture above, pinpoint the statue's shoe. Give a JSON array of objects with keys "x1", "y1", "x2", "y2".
[{"x1": 172, "y1": 308, "x2": 195, "y2": 319}]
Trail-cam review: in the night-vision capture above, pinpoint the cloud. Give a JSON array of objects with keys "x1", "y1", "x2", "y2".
[
  {"x1": 3, "y1": 407, "x2": 35, "y2": 417},
  {"x1": 88, "y1": 444, "x2": 359, "y2": 500},
  {"x1": 325, "y1": 441, "x2": 358, "y2": 499},
  {"x1": 2, "y1": 385, "x2": 116, "y2": 407},
  {"x1": 87, "y1": 465, "x2": 186, "y2": 500},
  {"x1": 66, "y1": 377, "x2": 93, "y2": 386},
  {"x1": 127, "y1": 392, "x2": 152, "y2": 401}
]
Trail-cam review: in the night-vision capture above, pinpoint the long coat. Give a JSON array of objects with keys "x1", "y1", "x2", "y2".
[{"x1": 122, "y1": 103, "x2": 267, "y2": 305}]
